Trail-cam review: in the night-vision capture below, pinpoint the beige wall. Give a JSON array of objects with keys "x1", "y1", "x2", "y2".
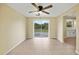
[
  {"x1": 0, "y1": 4, "x2": 27, "y2": 54},
  {"x1": 26, "y1": 17, "x2": 57, "y2": 39},
  {"x1": 57, "y1": 16, "x2": 64, "y2": 43},
  {"x1": 26, "y1": 18, "x2": 33, "y2": 38},
  {"x1": 76, "y1": 16, "x2": 79, "y2": 54},
  {"x1": 75, "y1": 4, "x2": 79, "y2": 54}
]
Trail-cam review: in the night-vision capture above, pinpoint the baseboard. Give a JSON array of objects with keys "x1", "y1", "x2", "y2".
[
  {"x1": 27, "y1": 38, "x2": 32, "y2": 39},
  {"x1": 75, "y1": 50, "x2": 79, "y2": 55},
  {"x1": 50, "y1": 38, "x2": 56, "y2": 39},
  {"x1": 58, "y1": 39, "x2": 64, "y2": 43},
  {"x1": 3, "y1": 39, "x2": 25, "y2": 55},
  {"x1": 64, "y1": 37, "x2": 76, "y2": 39}
]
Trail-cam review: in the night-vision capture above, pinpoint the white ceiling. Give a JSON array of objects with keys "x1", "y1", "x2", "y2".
[{"x1": 7, "y1": 3, "x2": 77, "y2": 17}]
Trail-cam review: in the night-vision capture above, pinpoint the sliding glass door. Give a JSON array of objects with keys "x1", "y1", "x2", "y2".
[{"x1": 33, "y1": 20, "x2": 49, "y2": 38}]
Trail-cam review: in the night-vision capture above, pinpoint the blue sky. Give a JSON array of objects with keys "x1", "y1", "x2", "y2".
[{"x1": 34, "y1": 20, "x2": 48, "y2": 24}]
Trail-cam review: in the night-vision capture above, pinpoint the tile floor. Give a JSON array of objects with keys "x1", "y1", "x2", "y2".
[{"x1": 7, "y1": 38, "x2": 76, "y2": 55}]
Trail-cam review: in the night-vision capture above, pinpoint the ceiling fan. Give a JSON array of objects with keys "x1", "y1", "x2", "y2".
[{"x1": 29, "y1": 3, "x2": 53, "y2": 16}]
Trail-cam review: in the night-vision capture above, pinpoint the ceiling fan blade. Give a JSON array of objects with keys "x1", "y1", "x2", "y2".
[
  {"x1": 29, "y1": 11, "x2": 37, "y2": 13},
  {"x1": 32, "y1": 3, "x2": 38, "y2": 9},
  {"x1": 42, "y1": 11, "x2": 50, "y2": 14},
  {"x1": 43, "y1": 5, "x2": 53, "y2": 10}
]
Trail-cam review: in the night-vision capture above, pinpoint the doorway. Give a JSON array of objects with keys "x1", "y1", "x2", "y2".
[
  {"x1": 33, "y1": 20, "x2": 49, "y2": 38},
  {"x1": 64, "y1": 18, "x2": 76, "y2": 47}
]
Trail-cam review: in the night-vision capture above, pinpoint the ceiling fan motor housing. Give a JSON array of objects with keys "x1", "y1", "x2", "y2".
[{"x1": 38, "y1": 6, "x2": 43, "y2": 11}]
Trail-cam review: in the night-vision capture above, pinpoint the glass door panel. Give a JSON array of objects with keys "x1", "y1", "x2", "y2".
[{"x1": 33, "y1": 20, "x2": 48, "y2": 38}]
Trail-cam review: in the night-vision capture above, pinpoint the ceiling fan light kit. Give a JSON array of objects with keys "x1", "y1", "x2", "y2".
[{"x1": 36, "y1": 13, "x2": 40, "y2": 16}]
